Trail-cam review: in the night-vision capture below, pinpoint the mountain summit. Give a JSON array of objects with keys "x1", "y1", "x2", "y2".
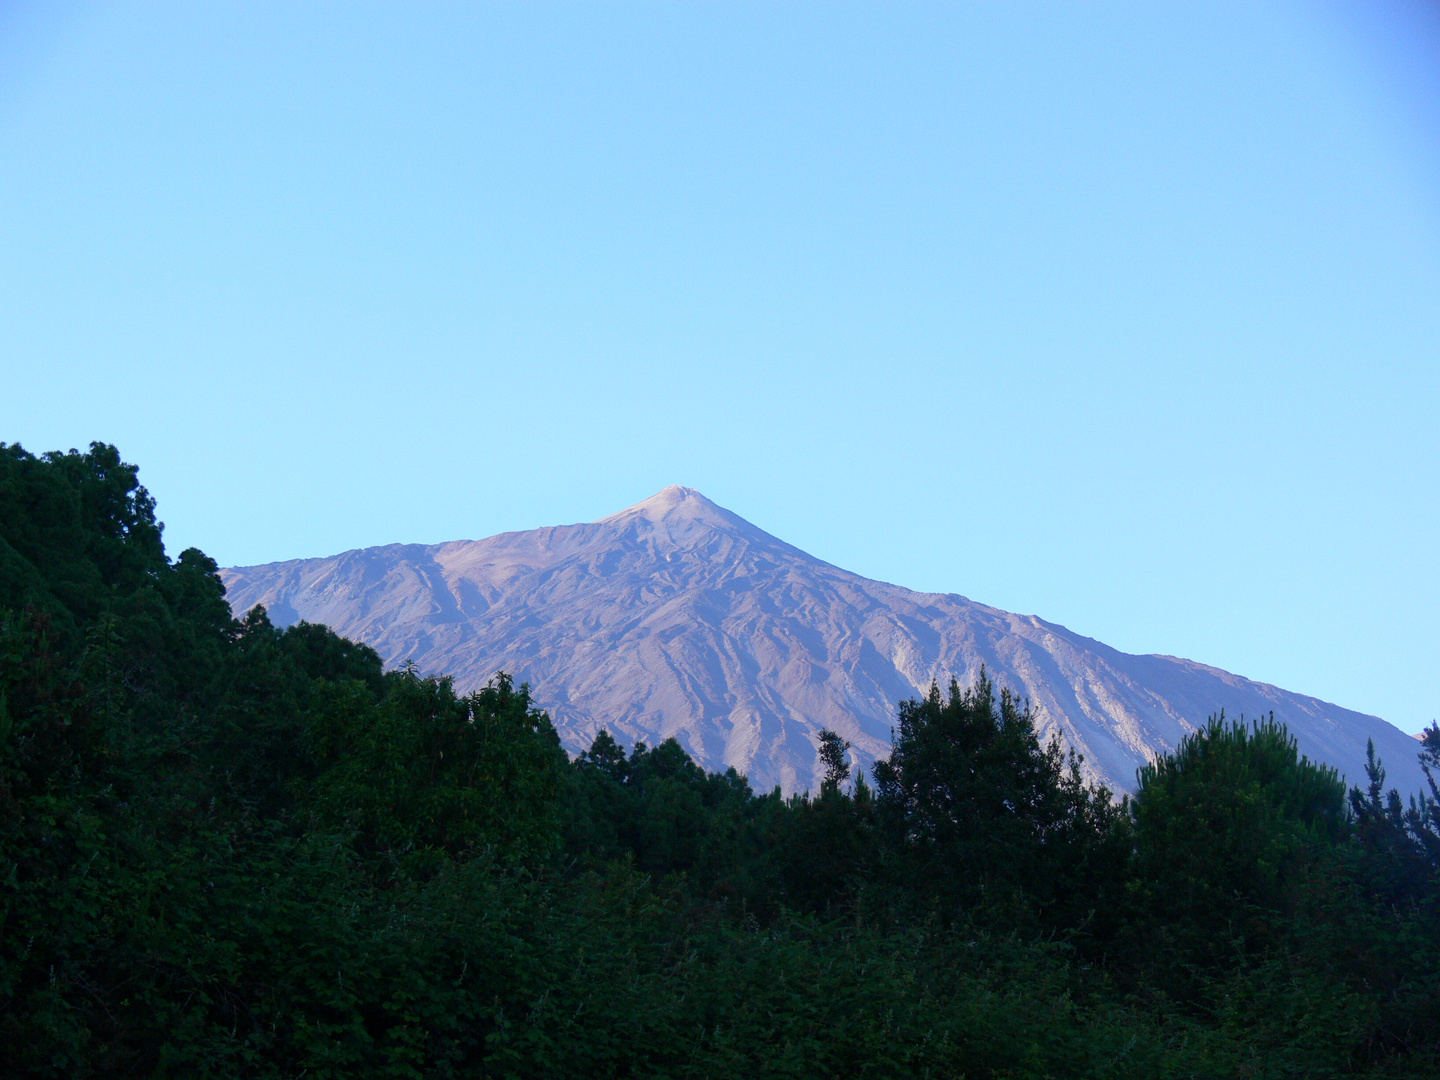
[
  {"x1": 600, "y1": 484, "x2": 722, "y2": 524},
  {"x1": 220, "y1": 489, "x2": 1424, "y2": 795},
  {"x1": 596, "y1": 485, "x2": 809, "y2": 555}
]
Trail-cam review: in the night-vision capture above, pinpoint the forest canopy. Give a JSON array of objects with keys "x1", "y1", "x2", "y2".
[{"x1": 3, "y1": 441, "x2": 1440, "y2": 1078}]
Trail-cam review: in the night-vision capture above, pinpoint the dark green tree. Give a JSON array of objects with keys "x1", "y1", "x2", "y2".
[
  {"x1": 816, "y1": 728, "x2": 850, "y2": 793},
  {"x1": 1131, "y1": 712, "x2": 1348, "y2": 920},
  {"x1": 871, "y1": 669, "x2": 1122, "y2": 924},
  {"x1": 1125, "y1": 711, "x2": 1351, "y2": 1000},
  {"x1": 1348, "y1": 724, "x2": 1440, "y2": 903},
  {"x1": 309, "y1": 670, "x2": 568, "y2": 864}
]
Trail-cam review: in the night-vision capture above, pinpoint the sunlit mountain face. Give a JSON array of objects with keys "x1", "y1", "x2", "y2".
[{"x1": 222, "y1": 486, "x2": 1424, "y2": 796}]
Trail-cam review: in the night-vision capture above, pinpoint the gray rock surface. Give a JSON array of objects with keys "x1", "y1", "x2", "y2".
[{"x1": 221, "y1": 486, "x2": 1427, "y2": 796}]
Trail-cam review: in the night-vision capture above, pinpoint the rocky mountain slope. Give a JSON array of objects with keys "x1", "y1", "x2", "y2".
[{"x1": 220, "y1": 486, "x2": 1426, "y2": 796}]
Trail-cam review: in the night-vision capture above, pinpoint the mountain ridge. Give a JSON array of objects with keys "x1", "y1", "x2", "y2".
[{"x1": 220, "y1": 488, "x2": 1426, "y2": 796}]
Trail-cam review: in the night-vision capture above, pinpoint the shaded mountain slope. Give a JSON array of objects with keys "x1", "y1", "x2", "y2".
[{"x1": 221, "y1": 486, "x2": 1424, "y2": 795}]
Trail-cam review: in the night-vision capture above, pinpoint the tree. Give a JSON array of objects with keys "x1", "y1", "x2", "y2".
[
  {"x1": 872, "y1": 669, "x2": 1120, "y2": 921},
  {"x1": 816, "y1": 728, "x2": 850, "y2": 793},
  {"x1": 1128, "y1": 712, "x2": 1348, "y2": 963},
  {"x1": 1349, "y1": 724, "x2": 1440, "y2": 897},
  {"x1": 309, "y1": 671, "x2": 568, "y2": 864}
]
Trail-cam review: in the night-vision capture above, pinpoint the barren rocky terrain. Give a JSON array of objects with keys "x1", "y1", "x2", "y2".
[{"x1": 221, "y1": 486, "x2": 1426, "y2": 795}]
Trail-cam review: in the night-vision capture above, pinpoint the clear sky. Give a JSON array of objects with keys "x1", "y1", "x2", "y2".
[{"x1": 2, "y1": 2, "x2": 1437, "y2": 733}]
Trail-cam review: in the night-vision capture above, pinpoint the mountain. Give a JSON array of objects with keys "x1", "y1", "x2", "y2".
[{"x1": 219, "y1": 486, "x2": 1426, "y2": 796}]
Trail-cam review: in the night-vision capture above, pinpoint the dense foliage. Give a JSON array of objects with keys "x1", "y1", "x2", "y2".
[{"x1": 3, "y1": 441, "x2": 1439, "y2": 1077}]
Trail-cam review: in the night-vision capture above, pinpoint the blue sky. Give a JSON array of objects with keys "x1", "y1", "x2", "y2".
[{"x1": 2, "y1": 2, "x2": 1437, "y2": 733}]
